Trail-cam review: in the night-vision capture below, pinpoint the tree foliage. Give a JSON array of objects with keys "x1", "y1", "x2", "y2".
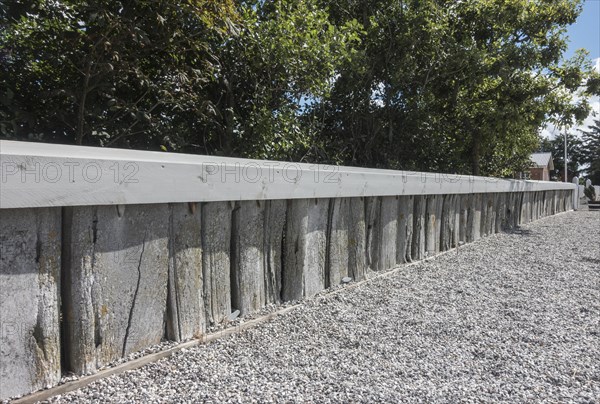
[
  {"x1": 579, "y1": 119, "x2": 600, "y2": 184},
  {"x1": 1, "y1": 0, "x2": 238, "y2": 147},
  {"x1": 1, "y1": 0, "x2": 598, "y2": 177},
  {"x1": 193, "y1": 0, "x2": 360, "y2": 159},
  {"x1": 313, "y1": 0, "x2": 597, "y2": 175}
]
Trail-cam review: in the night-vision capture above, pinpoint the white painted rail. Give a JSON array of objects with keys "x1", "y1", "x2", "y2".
[{"x1": 0, "y1": 140, "x2": 575, "y2": 209}]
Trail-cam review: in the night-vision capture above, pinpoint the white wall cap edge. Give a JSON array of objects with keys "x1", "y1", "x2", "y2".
[{"x1": 0, "y1": 140, "x2": 576, "y2": 209}]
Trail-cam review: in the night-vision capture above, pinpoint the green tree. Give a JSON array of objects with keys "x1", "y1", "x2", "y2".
[
  {"x1": 313, "y1": 0, "x2": 596, "y2": 176},
  {"x1": 579, "y1": 119, "x2": 600, "y2": 184},
  {"x1": 1, "y1": 0, "x2": 238, "y2": 147},
  {"x1": 193, "y1": 0, "x2": 360, "y2": 160}
]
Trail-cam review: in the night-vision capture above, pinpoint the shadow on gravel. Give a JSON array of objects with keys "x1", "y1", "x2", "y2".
[
  {"x1": 507, "y1": 228, "x2": 535, "y2": 237},
  {"x1": 580, "y1": 256, "x2": 600, "y2": 265}
]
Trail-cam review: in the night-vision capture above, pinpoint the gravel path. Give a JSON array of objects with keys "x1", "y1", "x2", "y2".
[{"x1": 51, "y1": 211, "x2": 599, "y2": 403}]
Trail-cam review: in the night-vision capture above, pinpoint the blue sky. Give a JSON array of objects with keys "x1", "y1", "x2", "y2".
[
  {"x1": 543, "y1": 0, "x2": 600, "y2": 140},
  {"x1": 564, "y1": 0, "x2": 599, "y2": 62}
]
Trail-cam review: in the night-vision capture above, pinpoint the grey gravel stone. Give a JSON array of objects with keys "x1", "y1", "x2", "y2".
[
  {"x1": 227, "y1": 310, "x2": 240, "y2": 321},
  {"x1": 49, "y1": 210, "x2": 599, "y2": 403}
]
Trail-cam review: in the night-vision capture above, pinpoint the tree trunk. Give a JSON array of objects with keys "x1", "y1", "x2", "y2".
[
  {"x1": 471, "y1": 135, "x2": 481, "y2": 176},
  {"x1": 76, "y1": 62, "x2": 92, "y2": 145},
  {"x1": 221, "y1": 76, "x2": 234, "y2": 155}
]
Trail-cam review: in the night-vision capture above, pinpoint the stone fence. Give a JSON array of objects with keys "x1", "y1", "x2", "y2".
[{"x1": 0, "y1": 140, "x2": 576, "y2": 400}]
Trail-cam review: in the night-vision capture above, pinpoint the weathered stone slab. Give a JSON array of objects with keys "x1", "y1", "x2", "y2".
[
  {"x1": 63, "y1": 204, "x2": 169, "y2": 375},
  {"x1": 564, "y1": 190, "x2": 572, "y2": 212},
  {"x1": 541, "y1": 191, "x2": 548, "y2": 218},
  {"x1": 494, "y1": 193, "x2": 506, "y2": 233},
  {"x1": 465, "y1": 194, "x2": 481, "y2": 242},
  {"x1": 556, "y1": 190, "x2": 563, "y2": 214},
  {"x1": 411, "y1": 195, "x2": 426, "y2": 260},
  {"x1": 500, "y1": 193, "x2": 511, "y2": 231},
  {"x1": 520, "y1": 192, "x2": 531, "y2": 224},
  {"x1": 478, "y1": 193, "x2": 487, "y2": 237},
  {"x1": 458, "y1": 194, "x2": 469, "y2": 243},
  {"x1": 379, "y1": 196, "x2": 398, "y2": 270},
  {"x1": 544, "y1": 191, "x2": 554, "y2": 216},
  {"x1": 348, "y1": 197, "x2": 367, "y2": 281},
  {"x1": 515, "y1": 192, "x2": 523, "y2": 227},
  {"x1": 529, "y1": 192, "x2": 536, "y2": 222},
  {"x1": 540, "y1": 191, "x2": 547, "y2": 217},
  {"x1": 0, "y1": 208, "x2": 61, "y2": 399},
  {"x1": 552, "y1": 191, "x2": 558, "y2": 214},
  {"x1": 282, "y1": 199, "x2": 307, "y2": 301},
  {"x1": 425, "y1": 195, "x2": 440, "y2": 255},
  {"x1": 518, "y1": 192, "x2": 526, "y2": 224},
  {"x1": 231, "y1": 201, "x2": 265, "y2": 315},
  {"x1": 365, "y1": 197, "x2": 381, "y2": 271},
  {"x1": 452, "y1": 194, "x2": 461, "y2": 247},
  {"x1": 283, "y1": 198, "x2": 328, "y2": 300},
  {"x1": 397, "y1": 195, "x2": 414, "y2": 263},
  {"x1": 304, "y1": 199, "x2": 329, "y2": 296},
  {"x1": 464, "y1": 194, "x2": 474, "y2": 241},
  {"x1": 435, "y1": 194, "x2": 443, "y2": 249},
  {"x1": 471, "y1": 194, "x2": 482, "y2": 241},
  {"x1": 202, "y1": 201, "x2": 232, "y2": 327},
  {"x1": 440, "y1": 194, "x2": 457, "y2": 251},
  {"x1": 490, "y1": 193, "x2": 497, "y2": 232},
  {"x1": 514, "y1": 192, "x2": 523, "y2": 227},
  {"x1": 556, "y1": 191, "x2": 562, "y2": 213},
  {"x1": 481, "y1": 193, "x2": 494, "y2": 237},
  {"x1": 327, "y1": 198, "x2": 350, "y2": 286},
  {"x1": 264, "y1": 200, "x2": 286, "y2": 304},
  {"x1": 440, "y1": 195, "x2": 451, "y2": 251},
  {"x1": 510, "y1": 192, "x2": 522, "y2": 228},
  {"x1": 166, "y1": 203, "x2": 204, "y2": 342}
]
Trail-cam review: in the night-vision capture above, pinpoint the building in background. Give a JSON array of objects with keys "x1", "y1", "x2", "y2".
[{"x1": 529, "y1": 152, "x2": 554, "y2": 181}]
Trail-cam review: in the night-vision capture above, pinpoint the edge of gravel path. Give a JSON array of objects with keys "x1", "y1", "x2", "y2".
[{"x1": 12, "y1": 211, "x2": 575, "y2": 404}]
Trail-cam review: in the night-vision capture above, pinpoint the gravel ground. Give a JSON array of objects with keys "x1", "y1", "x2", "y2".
[{"x1": 50, "y1": 211, "x2": 599, "y2": 403}]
